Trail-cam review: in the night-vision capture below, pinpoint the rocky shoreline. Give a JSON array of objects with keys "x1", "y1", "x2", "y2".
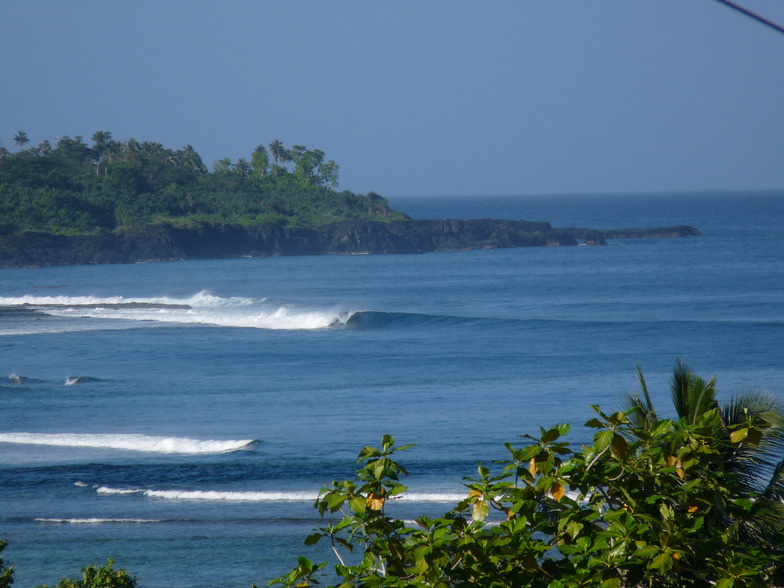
[{"x1": 0, "y1": 219, "x2": 700, "y2": 268}]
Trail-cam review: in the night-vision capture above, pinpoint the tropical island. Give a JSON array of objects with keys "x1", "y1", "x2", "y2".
[{"x1": 0, "y1": 131, "x2": 698, "y2": 268}]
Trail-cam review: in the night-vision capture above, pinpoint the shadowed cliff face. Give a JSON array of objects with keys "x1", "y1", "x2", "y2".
[{"x1": 0, "y1": 219, "x2": 699, "y2": 268}]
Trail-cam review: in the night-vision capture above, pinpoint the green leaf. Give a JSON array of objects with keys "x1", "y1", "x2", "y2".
[
  {"x1": 566, "y1": 520, "x2": 583, "y2": 539},
  {"x1": 519, "y1": 445, "x2": 541, "y2": 461},
  {"x1": 659, "y1": 503, "x2": 674, "y2": 521},
  {"x1": 634, "y1": 545, "x2": 660, "y2": 559},
  {"x1": 595, "y1": 429, "x2": 614, "y2": 451},
  {"x1": 304, "y1": 533, "x2": 323, "y2": 546},
  {"x1": 349, "y1": 496, "x2": 367, "y2": 513},
  {"x1": 387, "y1": 484, "x2": 408, "y2": 497},
  {"x1": 472, "y1": 499, "x2": 489, "y2": 522},
  {"x1": 730, "y1": 427, "x2": 748, "y2": 443},
  {"x1": 584, "y1": 418, "x2": 605, "y2": 429},
  {"x1": 649, "y1": 552, "x2": 673, "y2": 572},
  {"x1": 326, "y1": 492, "x2": 346, "y2": 510}
]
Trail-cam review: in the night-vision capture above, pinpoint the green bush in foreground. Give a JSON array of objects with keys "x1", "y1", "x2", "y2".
[
  {"x1": 36, "y1": 559, "x2": 136, "y2": 588},
  {"x1": 0, "y1": 541, "x2": 13, "y2": 588},
  {"x1": 0, "y1": 547, "x2": 135, "y2": 588},
  {"x1": 270, "y1": 364, "x2": 784, "y2": 587}
]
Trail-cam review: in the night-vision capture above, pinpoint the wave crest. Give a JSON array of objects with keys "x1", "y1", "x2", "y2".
[
  {"x1": 94, "y1": 486, "x2": 467, "y2": 503},
  {"x1": 35, "y1": 518, "x2": 160, "y2": 524},
  {"x1": 0, "y1": 433, "x2": 256, "y2": 454},
  {"x1": 0, "y1": 291, "x2": 349, "y2": 331}
]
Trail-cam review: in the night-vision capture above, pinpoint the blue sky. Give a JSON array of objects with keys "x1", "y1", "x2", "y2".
[{"x1": 1, "y1": 1, "x2": 782, "y2": 197}]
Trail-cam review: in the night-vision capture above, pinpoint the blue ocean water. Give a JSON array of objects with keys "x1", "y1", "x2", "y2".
[{"x1": 1, "y1": 191, "x2": 782, "y2": 587}]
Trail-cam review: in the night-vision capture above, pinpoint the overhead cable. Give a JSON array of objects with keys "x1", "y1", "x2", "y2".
[{"x1": 713, "y1": 0, "x2": 784, "y2": 36}]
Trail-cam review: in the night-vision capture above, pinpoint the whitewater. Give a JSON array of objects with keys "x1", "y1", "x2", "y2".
[
  {"x1": 0, "y1": 290, "x2": 353, "y2": 333},
  {"x1": 1, "y1": 192, "x2": 782, "y2": 587},
  {"x1": 0, "y1": 433, "x2": 255, "y2": 454}
]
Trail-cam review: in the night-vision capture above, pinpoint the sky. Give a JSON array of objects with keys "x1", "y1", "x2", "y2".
[{"x1": 1, "y1": 1, "x2": 783, "y2": 198}]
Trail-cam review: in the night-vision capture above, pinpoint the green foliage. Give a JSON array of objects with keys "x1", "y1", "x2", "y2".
[
  {"x1": 271, "y1": 367, "x2": 784, "y2": 587},
  {"x1": 36, "y1": 559, "x2": 136, "y2": 588},
  {"x1": 0, "y1": 132, "x2": 407, "y2": 235},
  {"x1": 0, "y1": 541, "x2": 14, "y2": 588}
]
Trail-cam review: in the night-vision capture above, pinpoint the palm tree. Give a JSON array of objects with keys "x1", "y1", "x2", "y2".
[
  {"x1": 233, "y1": 158, "x2": 251, "y2": 177},
  {"x1": 268, "y1": 139, "x2": 287, "y2": 165},
  {"x1": 622, "y1": 360, "x2": 784, "y2": 547},
  {"x1": 13, "y1": 130, "x2": 29, "y2": 149}
]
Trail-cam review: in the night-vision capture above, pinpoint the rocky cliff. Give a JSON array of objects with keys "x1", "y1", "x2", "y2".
[{"x1": 0, "y1": 219, "x2": 700, "y2": 268}]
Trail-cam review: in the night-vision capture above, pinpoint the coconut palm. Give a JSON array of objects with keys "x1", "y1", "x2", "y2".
[
  {"x1": 13, "y1": 130, "x2": 29, "y2": 149},
  {"x1": 621, "y1": 359, "x2": 784, "y2": 547},
  {"x1": 268, "y1": 139, "x2": 290, "y2": 166},
  {"x1": 233, "y1": 158, "x2": 251, "y2": 177}
]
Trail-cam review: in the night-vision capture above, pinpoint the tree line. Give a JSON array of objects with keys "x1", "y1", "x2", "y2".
[{"x1": 0, "y1": 131, "x2": 406, "y2": 235}]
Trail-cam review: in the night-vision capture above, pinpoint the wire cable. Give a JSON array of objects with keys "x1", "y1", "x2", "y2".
[{"x1": 712, "y1": 0, "x2": 784, "y2": 36}]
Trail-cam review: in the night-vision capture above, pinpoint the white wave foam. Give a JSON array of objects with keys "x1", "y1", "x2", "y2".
[
  {"x1": 94, "y1": 487, "x2": 468, "y2": 503},
  {"x1": 143, "y1": 490, "x2": 320, "y2": 502},
  {"x1": 0, "y1": 433, "x2": 255, "y2": 454},
  {"x1": 394, "y1": 492, "x2": 467, "y2": 502},
  {"x1": 35, "y1": 518, "x2": 160, "y2": 524},
  {"x1": 0, "y1": 290, "x2": 351, "y2": 331},
  {"x1": 0, "y1": 290, "x2": 255, "y2": 309},
  {"x1": 96, "y1": 486, "x2": 143, "y2": 495}
]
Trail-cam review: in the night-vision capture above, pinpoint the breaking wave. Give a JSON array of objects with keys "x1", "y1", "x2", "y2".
[
  {"x1": 64, "y1": 376, "x2": 103, "y2": 386},
  {"x1": 94, "y1": 486, "x2": 467, "y2": 503},
  {"x1": 0, "y1": 291, "x2": 349, "y2": 332},
  {"x1": 35, "y1": 518, "x2": 161, "y2": 524},
  {"x1": 0, "y1": 433, "x2": 256, "y2": 454},
  {"x1": 0, "y1": 291, "x2": 492, "y2": 333}
]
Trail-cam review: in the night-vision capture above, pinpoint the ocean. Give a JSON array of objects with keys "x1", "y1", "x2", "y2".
[{"x1": 1, "y1": 191, "x2": 782, "y2": 587}]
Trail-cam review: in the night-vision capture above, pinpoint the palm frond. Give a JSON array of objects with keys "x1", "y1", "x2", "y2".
[
  {"x1": 736, "y1": 485, "x2": 784, "y2": 551},
  {"x1": 722, "y1": 389, "x2": 784, "y2": 493},
  {"x1": 760, "y1": 458, "x2": 784, "y2": 503},
  {"x1": 670, "y1": 359, "x2": 719, "y2": 425},
  {"x1": 619, "y1": 365, "x2": 659, "y2": 431}
]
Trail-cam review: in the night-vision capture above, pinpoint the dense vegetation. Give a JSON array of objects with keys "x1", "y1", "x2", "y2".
[
  {"x1": 2, "y1": 362, "x2": 782, "y2": 587},
  {"x1": 270, "y1": 362, "x2": 784, "y2": 587},
  {"x1": 0, "y1": 131, "x2": 407, "y2": 236}
]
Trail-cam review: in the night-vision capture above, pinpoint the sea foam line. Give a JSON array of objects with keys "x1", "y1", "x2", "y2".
[
  {"x1": 0, "y1": 290, "x2": 255, "y2": 309},
  {"x1": 35, "y1": 518, "x2": 161, "y2": 524},
  {"x1": 95, "y1": 487, "x2": 468, "y2": 503},
  {"x1": 0, "y1": 433, "x2": 255, "y2": 454}
]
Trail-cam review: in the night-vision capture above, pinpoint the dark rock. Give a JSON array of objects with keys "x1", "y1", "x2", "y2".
[{"x1": 0, "y1": 219, "x2": 700, "y2": 268}]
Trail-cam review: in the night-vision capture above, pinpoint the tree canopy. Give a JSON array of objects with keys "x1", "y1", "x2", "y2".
[{"x1": 0, "y1": 132, "x2": 407, "y2": 236}]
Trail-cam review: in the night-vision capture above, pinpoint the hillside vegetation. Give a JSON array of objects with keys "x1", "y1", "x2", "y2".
[{"x1": 0, "y1": 131, "x2": 408, "y2": 235}]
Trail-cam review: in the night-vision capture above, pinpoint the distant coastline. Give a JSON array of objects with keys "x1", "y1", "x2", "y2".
[
  {"x1": 0, "y1": 132, "x2": 700, "y2": 268},
  {"x1": 0, "y1": 219, "x2": 699, "y2": 269}
]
